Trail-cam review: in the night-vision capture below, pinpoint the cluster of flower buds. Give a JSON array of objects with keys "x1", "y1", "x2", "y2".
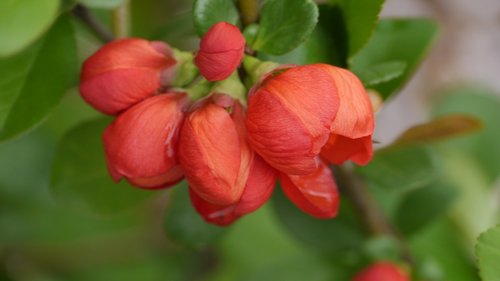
[
  {"x1": 353, "y1": 262, "x2": 410, "y2": 281},
  {"x1": 79, "y1": 21, "x2": 374, "y2": 225}
]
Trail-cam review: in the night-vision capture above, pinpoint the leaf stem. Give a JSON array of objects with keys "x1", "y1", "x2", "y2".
[
  {"x1": 335, "y1": 165, "x2": 415, "y2": 266},
  {"x1": 237, "y1": 0, "x2": 259, "y2": 27},
  {"x1": 72, "y1": 4, "x2": 114, "y2": 43}
]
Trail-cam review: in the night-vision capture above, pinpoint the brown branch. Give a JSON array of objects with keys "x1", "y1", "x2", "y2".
[
  {"x1": 73, "y1": 4, "x2": 114, "y2": 43},
  {"x1": 335, "y1": 166, "x2": 415, "y2": 266}
]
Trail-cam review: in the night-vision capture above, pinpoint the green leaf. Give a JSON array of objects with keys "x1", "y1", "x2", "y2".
[
  {"x1": 164, "y1": 185, "x2": 226, "y2": 249},
  {"x1": 476, "y1": 225, "x2": 500, "y2": 281},
  {"x1": 357, "y1": 145, "x2": 438, "y2": 192},
  {"x1": 50, "y1": 118, "x2": 152, "y2": 216},
  {"x1": 353, "y1": 61, "x2": 407, "y2": 87},
  {"x1": 78, "y1": 0, "x2": 125, "y2": 9},
  {"x1": 350, "y1": 19, "x2": 438, "y2": 99},
  {"x1": 395, "y1": 183, "x2": 457, "y2": 235},
  {"x1": 192, "y1": 0, "x2": 239, "y2": 36},
  {"x1": 329, "y1": 0, "x2": 385, "y2": 57},
  {"x1": 0, "y1": 0, "x2": 59, "y2": 57},
  {"x1": 0, "y1": 15, "x2": 78, "y2": 141},
  {"x1": 271, "y1": 186, "x2": 365, "y2": 254},
  {"x1": 434, "y1": 88, "x2": 500, "y2": 184},
  {"x1": 394, "y1": 114, "x2": 483, "y2": 146},
  {"x1": 253, "y1": 0, "x2": 319, "y2": 55}
]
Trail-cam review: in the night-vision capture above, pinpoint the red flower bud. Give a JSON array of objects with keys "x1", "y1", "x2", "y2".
[
  {"x1": 246, "y1": 65, "x2": 339, "y2": 175},
  {"x1": 315, "y1": 64, "x2": 375, "y2": 165},
  {"x1": 279, "y1": 160, "x2": 339, "y2": 218},
  {"x1": 103, "y1": 93, "x2": 187, "y2": 189},
  {"x1": 353, "y1": 262, "x2": 410, "y2": 281},
  {"x1": 80, "y1": 38, "x2": 176, "y2": 115},
  {"x1": 178, "y1": 95, "x2": 251, "y2": 205},
  {"x1": 194, "y1": 22, "x2": 245, "y2": 81},
  {"x1": 189, "y1": 154, "x2": 277, "y2": 226}
]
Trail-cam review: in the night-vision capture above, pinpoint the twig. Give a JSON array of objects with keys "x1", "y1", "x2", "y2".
[
  {"x1": 335, "y1": 166, "x2": 415, "y2": 266},
  {"x1": 237, "y1": 0, "x2": 259, "y2": 27},
  {"x1": 72, "y1": 4, "x2": 114, "y2": 43}
]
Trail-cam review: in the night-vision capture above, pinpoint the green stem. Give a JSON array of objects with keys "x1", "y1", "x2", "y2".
[{"x1": 243, "y1": 56, "x2": 280, "y2": 84}]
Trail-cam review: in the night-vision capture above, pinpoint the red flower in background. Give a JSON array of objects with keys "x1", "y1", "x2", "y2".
[
  {"x1": 353, "y1": 262, "x2": 410, "y2": 281},
  {"x1": 103, "y1": 93, "x2": 187, "y2": 189},
  {"x1": 194, "y1": 22, "x2": 246, "y2": 81},
  {"x1": 80, "y1": 38, "x2": 176, "y2": 115}
]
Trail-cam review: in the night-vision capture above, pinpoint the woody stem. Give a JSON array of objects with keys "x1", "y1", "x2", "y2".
[
  {"x1": 73, "y1": 4, "x2": 114, "y2": 43},
  {"x1": 335, "y1": 166, "x2": 415, "y2": 266}
]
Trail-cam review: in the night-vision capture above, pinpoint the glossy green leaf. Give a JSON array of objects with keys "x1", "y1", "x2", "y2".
[
  {"x1": 253, "y1": 0, "x2": 318, "y2": 55},
  {"x1": 271, "y1": 186, "x2": 365, "y2": 254},
  {"x1": 476, "y1": 225, "x2": 500, "y2": 281},
  {"x1": 357, "y1": 145, "x2": 438, "y2": 192},
  {"x1": 329, "y1": 0, "x2": 385, "y2": 57},
  {"x1": 164, "y1": 185, "x2": 226, "y2": 249},
  {"x1": 350, "y1": 19, "x2": 438, "y2": 100},
  {"x1": 395, "y1": 183, "x2": 456, "y2": 235},
  {"x1": 193, "y1": 0, "x2": 239, "y2": 36},
  {"x1": 0, "y1": 15, "x2": 78, "y2": 141},
  {"x1": 434, "y1": 88, "x2": 500, "y2": 184},
  {"x1": 79, "y1": 0, "x2": 125, "y2": 9},
  {"x1": 50, "y1": 118, "x2": 152, "y2": 216},
  {"x1": 0, "y1": 0, "x2": 59, "y2": 57},
  {"x1": 353, "y1": 61, "x2": 407, "y2": 87}
]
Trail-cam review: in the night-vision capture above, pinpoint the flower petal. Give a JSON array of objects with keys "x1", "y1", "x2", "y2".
[
  {"x1": 314, "y1": 64, "x2": 374, "y2": 138},
  {"x1": 103, "y1": 93, "x2": 187, "y2": 189},
  {"x1": 279, "y1": 160, "x2": 339, "y2": 218},
  {"x1": 246, "y1": 65, "x2": 339, "y2": 175},
  {"x1": 178, "y1": 98, "x2": 243, "y2": 205},
  {"x1": 194, "y1": 22, "x2": 245, "y2": 81},
  {"x1": 189, "y1": 153, "x2": 277, "y2": 226},
  {"x1": 320, "y1": 134, "x2": 373, "y2": 166},
  {"x1": 80, "y1": 38, "x2": 176, "y2": 115}
]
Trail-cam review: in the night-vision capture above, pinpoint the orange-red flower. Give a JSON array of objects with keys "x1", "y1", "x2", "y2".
[
  {"x1": 353, "y1": 262, "x2": 409, "y2": 281},
  {"x1": 194, "y1": 22, "x2": 245, "y2": 81},
  {"x1": 315, "y1": 64, "x2": 374, "y2": 165},
  {"x1": 190, "y1": 154, "x2": 276, "y2": 226},
  {"x1": 246, "y1": 65, "x2": 339, "y2": 175},
  {"x1": 179, "y1": 95, "x2": 252, "y2": 205},
  {"x1": 103, "y1": 93, "x2": 187, "y2": 189},
  {"x1": 80, "y1": 38, "x2": 176, "y2": 115},
  {"x1": 279, "y1": 160, "x2": 339, "y2": 218}
]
